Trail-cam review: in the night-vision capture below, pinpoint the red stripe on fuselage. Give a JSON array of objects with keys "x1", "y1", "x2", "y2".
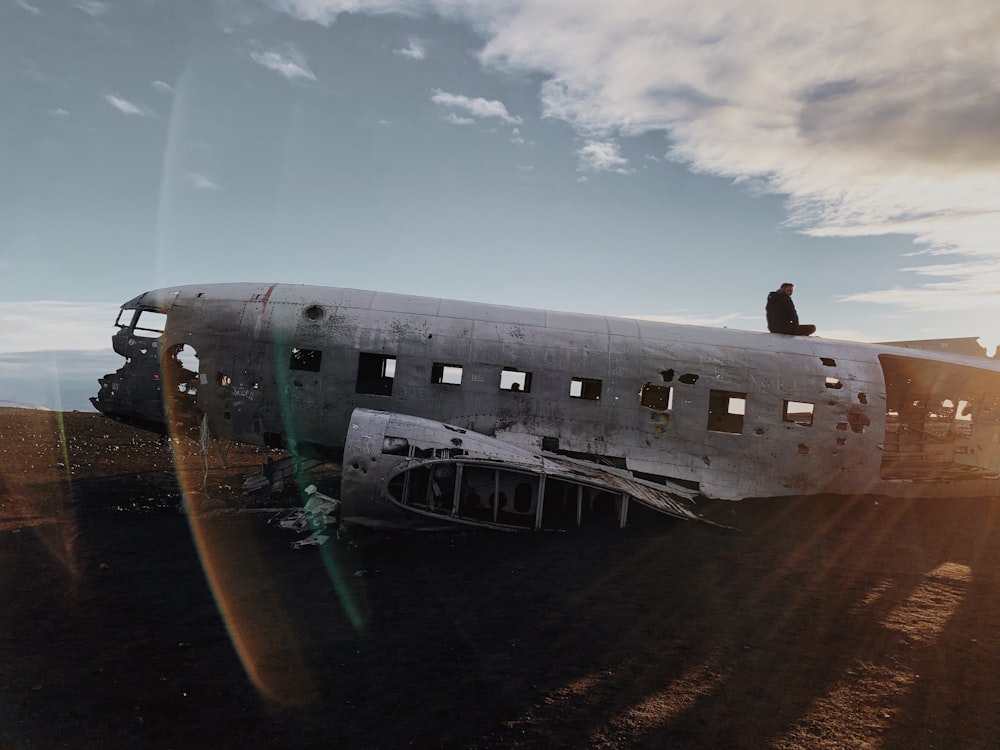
[{"x1": 260, "y1": 284, "x2": 277, "y2": 313}]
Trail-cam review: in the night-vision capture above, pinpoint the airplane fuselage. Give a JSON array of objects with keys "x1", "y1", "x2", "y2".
[{"x1": 93, "y1": 283, "x2": 1000, "y2": 508}]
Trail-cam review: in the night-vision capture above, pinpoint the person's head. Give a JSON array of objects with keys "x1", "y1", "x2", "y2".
[{"x1": 779, "y1": 282, "x2": 794, "y2": 296}]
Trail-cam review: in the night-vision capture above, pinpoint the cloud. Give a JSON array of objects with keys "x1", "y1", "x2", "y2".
[
  {"x1": 466, "y1": 0, "x2": 1000, "y2": 310},
  {"x1": 0, "y1": 302, "x2": 119, "y2": 354},
  {"x1": 576, "y1": 140, "x2": 631, "y2": 174},
  {"x1": 267, "y1": 0, "x2": 1000, "y2": 319},
  {"x1": 261, "y1": 0, "x2": 414, "y2": 26},
  {"x1": 104, "y1": 94, "x2": 149, "y2": 117},
  {"x1": 431, "y1": 89, "x2": 523, "y2": 125},
  {"x1": 49, "y1": 107, "x2": 70, "y2": 117},
  {"x1": 394, "y1": 37, "x2": 426, "y2": 60},
  {"x1": 251, "y1": 47, "x2": 317, "y2": 81},
  {"x1": 841, "y1": 266, "x2": 1000, "y2": 313},
  {"x1": 72, "y1": 0, "x2": 109, "y2": 17},
  {"x1": 443, "y1": 113, "x2": 475, "y2": 126},
  {"x1": 16, "y1": 0, "x2": 40, "y2": 15},
  {"x1": 189, "y1": 173, "x2": 220, "y2": 191},
  {"x1": 150, "y1": 80, "x2": 174, "y2": 93}
]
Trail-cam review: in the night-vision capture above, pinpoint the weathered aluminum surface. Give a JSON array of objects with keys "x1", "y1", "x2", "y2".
[{"x1": 92, "y1": 283, "x2": 1000, "y2": 522}]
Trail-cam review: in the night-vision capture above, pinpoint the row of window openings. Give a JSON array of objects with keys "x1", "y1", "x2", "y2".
[
  {"x1": 181, "y1": 341, "x2": 979, "y2": 432},
  {"x1": 136, "y1": 312, "x2": 845, "y2": 405},
  {"x1": 287, "y1": 349, "x2": 608, "y2": 399},
  {"x1": 295, "y1": 349, "x2": 847, "y2": 388},
  {"x1": 291, "y1": 350, "x2": 854, "y2": 432}
]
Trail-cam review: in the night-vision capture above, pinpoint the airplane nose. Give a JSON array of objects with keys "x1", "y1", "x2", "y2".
[{"x1": 92, "y1": 357, "x2": 168, "y2": 432}]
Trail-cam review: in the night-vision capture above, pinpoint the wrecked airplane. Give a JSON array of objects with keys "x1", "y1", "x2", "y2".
[{"x1": 92, "y1": 283, "x2": 1000, "y2": 530}]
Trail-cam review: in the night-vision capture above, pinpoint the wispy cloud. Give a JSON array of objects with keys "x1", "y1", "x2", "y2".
[
  {"x1": 259, "y1": 0, "x2": 408, "y2": 26},
  {"x1": 189, "y1": 172, "x2": 220, "y2": 191},
  {"x1": 150, "y1": 80, "x2": 174, "y2": 93},
  {"x1": 72, "y1": 0, "x2": 109, "y2": 17},
  {"x1": 394, "y1": 37, "x2": 426, "y2": 60},
  {"x1": 251, "y1": 47, "x2": 317, "y2": 81},
  {"x1": 443, "y1": 113, "x2": 476, "y2": 126},
  {"x1": 576, "y1": 140, "x2": 631, "y2": 175},
  {"x1": 16, "y1": 0, "x2": 41, "y2": 15},
  {"x1": 104, "y1": 93, "x2": 149, "y2": 117},
  {"x1": 49, "y1": 107, "x2": 70, "y2": 117},
  {"x1": 270, "y1": 0, "x2": 1000, "y2": 320},
  {"x1": 431, "y1": 89, "x2": 522, "y2": 125},
  {"x1": 841, "y1": 268, "x2": 1000, "y2": 312}
]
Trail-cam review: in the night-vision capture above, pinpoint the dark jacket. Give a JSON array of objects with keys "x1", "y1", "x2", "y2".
[{"x1": 766, "y1": 290, "x2": 799, "y2": 334}]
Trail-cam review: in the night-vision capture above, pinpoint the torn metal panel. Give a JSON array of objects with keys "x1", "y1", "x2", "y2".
[{"x1": 341, "y1": 409, "x2": 705, "y2": 530}]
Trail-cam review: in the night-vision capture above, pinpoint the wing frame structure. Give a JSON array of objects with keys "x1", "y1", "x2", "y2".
[{"x1": 341, "y1": 408, "x2": 718, "y2": 531}]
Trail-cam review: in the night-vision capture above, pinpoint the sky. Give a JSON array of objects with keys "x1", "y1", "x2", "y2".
[{"x1": 3, "y1": 0, "x2": 1000, "y2": 410}]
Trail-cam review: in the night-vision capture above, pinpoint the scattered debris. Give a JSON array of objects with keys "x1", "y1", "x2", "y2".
[{"x1": 269, "y1": 484, "x2": 342, "y2": 548}]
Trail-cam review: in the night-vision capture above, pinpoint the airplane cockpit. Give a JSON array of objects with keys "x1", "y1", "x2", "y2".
[{"x1": 92, "y1": 292, "x2": 175, "y2": 432}]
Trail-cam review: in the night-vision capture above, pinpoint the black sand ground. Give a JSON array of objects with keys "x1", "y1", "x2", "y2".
[{"x1": 3, "y1": 408, "x2": 1000, "y2": 749}]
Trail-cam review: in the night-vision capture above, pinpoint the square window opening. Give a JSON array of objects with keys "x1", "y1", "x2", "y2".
[
  {"x1": 356, "y1": 352, "x2": 396, "y2": 396},
  {"x1": 570, "y1": 377, "x2": 602, "y2": 400},
  {"x1": 708, "y1": 390, "x2": 746, "y2": 433},
  {"x1": 500, "y1": 368, "x2": 531, "y2": 393},
  {"x1": 783, "y1": 400, "x2": 814, "y2": 426},
  {"x1": 431, "y1": 363, "x2": 464, "y2": 385}
]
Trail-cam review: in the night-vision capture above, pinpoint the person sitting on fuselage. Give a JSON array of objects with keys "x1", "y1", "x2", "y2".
[{"x1": 765, "y1": 282, "x2": 816, "y2": 336}]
